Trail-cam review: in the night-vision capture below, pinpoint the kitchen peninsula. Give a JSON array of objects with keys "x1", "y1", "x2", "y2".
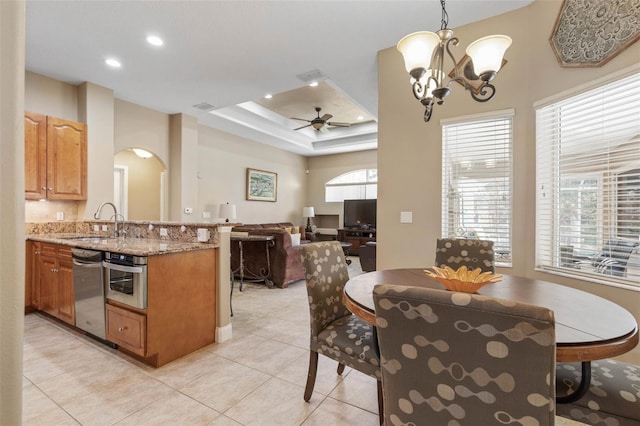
[{"x1": 26, "y1": 221, "x2": 230, "y2": 367}]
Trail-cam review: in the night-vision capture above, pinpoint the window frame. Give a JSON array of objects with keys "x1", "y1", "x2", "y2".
[
  {"x1": 441, "y1": 109, "x2": 514, "y2": 267},
  {"x1": 325, "y1": 168, "x2": 378, "y2": 202},
  {"x1": 535, "y1": 66, "x2": 640, "y2": 290}
]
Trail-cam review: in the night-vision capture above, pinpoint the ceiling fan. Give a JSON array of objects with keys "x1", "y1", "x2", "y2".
[{"x1": 291, "y1": 107, "x2": 351, "y2": 133}]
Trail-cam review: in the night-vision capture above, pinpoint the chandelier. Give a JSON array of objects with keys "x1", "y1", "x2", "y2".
[{"x1": 397, "y1": 0, "x2": 512, "y2": 122}]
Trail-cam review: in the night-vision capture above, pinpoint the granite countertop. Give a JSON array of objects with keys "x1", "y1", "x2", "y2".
[{"x1": 27, "y1": 234, "x2": 217, "y2": 256}]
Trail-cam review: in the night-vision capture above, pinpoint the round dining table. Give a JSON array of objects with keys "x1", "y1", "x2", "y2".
[{"x1": 343, "y1": 268, "x2": 639, "y2": 403}]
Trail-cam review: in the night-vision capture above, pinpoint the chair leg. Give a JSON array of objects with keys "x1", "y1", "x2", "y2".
[
  {"x1": 304, "y1": 351, "x2": 319, "y2": 402},
  {"x1": 337, "y1": 362, "x2": 346, "y2": 375},
  {"x1": 377, "y1": 380, "x2": 384, "y2": 425}
]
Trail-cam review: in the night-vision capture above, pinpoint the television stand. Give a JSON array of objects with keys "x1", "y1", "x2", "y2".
[{"x1": 337, "y1": 229, "x2": 376, "y2": 256}]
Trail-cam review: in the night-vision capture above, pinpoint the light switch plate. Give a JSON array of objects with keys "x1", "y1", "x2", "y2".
[
  {"x1": 102, "y1": 225, "x2": 108, "y2": 232},
  {"x1": 400, "y1": 211, "x2": 413, "y2": 223},
  {"x1": 202, "y1": 211, "x2": 211, "y2": 219}
]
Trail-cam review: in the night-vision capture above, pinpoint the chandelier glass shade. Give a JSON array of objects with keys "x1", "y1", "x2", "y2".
[{"x1": 397, "y1": 0, "x2": 511, "y2": 122}]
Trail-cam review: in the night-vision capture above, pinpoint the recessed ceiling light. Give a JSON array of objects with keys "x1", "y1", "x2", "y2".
[
  {"x1": 105, "y1": 58, "x2": 121, "y2": 68},
  {"x1": 357, "y1": 116, "x2": 364, "y2": 121},
  {"x1": 309, "y1": 81, "x2": 319, "y2": 87},
  {"x1": 264, "y1": 94, "x2": 273, "y2": 99},
  {"x1": 146, "y1": 35, "x2": 164, "y2": 46}
]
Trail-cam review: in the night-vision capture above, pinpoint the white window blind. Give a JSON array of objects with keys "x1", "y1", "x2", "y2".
[
  {"x1": 325, "y1": 169, "x2": 377, "y2": 202},
  {"x1": 442, "y1": 114, "x2": 513, "y2": 266},
  {"x1": 536, "y1": 71, "x2": 640, "y2": 287}
]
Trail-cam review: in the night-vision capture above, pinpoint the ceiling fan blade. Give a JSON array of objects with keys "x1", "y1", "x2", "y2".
[
  {"x1": 290, "y1": 117, "x2": 311, "y2": 122},
  {"x1": 320, "y1": 114, "x2": 332, "y2": 121},
  {"x1": 293, "y1": 124, "x2": 312, "y2": 131},
  {"x1": 327, "y1": 121, "x2": 351, "y2": 127}
]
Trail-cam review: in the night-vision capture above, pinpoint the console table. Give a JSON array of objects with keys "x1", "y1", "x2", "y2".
[
  {"x1": 337, "y1": 228, "x2": 376, "y2": 255},
  {"x1": 230, "y1": 234, "x2": 275, "y2": 291}
]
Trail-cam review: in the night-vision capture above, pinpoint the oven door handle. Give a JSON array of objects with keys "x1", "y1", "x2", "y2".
[{"x1": 102, "y1": 261, "x2": 144, "y2": 274}]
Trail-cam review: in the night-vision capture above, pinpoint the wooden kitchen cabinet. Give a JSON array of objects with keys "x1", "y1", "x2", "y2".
[
  {"x1": 24, "y1": 112, "x2": 87, "y2": 200},
  {"x1": 106, "y1": 304, "x2": 146, "y2": 356},
  {"x1": 33, "y1": 243, "x2": 75, "y2": 325},
  {"x1": 105, "y1": 248, "x2": 217, "y2": 367}
]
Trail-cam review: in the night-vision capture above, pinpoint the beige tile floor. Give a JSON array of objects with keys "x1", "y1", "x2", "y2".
[{"x1": 22, "y1": 256, "x2": 585, "y2": 426}]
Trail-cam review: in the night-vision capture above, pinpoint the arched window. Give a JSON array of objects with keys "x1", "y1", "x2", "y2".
[{"x1": 325, "y1": 169, "x2": 377, "y2": 202}]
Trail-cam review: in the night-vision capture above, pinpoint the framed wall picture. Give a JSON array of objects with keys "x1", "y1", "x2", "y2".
[{"x1": 246, "y1": 168, "x2": 277, "y2": 202}]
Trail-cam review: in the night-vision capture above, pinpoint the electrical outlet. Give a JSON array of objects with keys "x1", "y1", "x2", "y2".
[
  {"x1": 400, "y1": 211, "x2": 413, "y2": 224},
  {"x1": 160, "y1": 228, "x2": 168, "y2": 236},
  {"x1": 56, "y1": 211, "x2": 64, "y2": 221},
  {"x1": 93, "y1": 225, "x2": 99, "y2": 232},
  {"x1": 102, "y1": 225, "x2": 108, "y2": 232}
]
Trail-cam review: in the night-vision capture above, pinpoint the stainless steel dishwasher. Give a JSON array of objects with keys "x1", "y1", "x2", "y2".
[{"x1": 72, "y1": 248, "x2": 108, "y2": 340}]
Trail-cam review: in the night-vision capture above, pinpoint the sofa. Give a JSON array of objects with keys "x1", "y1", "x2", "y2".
[{"x1": 231, "y1": 222, "x2": 316, "y2": 288}]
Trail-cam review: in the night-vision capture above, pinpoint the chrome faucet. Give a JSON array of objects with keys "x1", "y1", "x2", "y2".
[{"x1": 94, "y1": 202, "x2": 121, "y2": 237}]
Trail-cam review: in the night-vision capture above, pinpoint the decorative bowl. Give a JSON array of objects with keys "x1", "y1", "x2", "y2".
[{"x1": 425, "y1": 265, "x2": 502, "y2": 293}]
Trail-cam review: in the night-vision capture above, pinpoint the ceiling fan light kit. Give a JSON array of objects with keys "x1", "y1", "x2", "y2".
[
  {"x1": 397, "y1": 0, "x2": 511, "y2": 122},
  {"x1": 291, "y1": 106, "x2": 351, "y2": 132}
]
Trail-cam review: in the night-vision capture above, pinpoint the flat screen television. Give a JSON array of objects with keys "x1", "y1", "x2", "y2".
[{"x1": 343, "y1": 199, "x2": 377, "y2": 229}]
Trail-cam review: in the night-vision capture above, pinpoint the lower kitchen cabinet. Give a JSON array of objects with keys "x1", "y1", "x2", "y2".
[
  {"x1": 106, "y1": 303, "x2": 146, "y2": 356},
  {"x1": 31, "y1": 242, "x2": 75, "y2": 325}
]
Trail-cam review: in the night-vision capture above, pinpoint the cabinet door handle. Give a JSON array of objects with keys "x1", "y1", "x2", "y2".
[
  {"x1": 47, "y1": 187, "x2": 53, "y2": 191},
  {"x1": 118, "y1": 326, "x2": 128, "y2": 332},
  {"x1": 41, "y1": 186, "x2": 46, "y2": 190}
]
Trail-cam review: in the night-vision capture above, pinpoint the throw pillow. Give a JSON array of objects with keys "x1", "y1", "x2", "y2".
[{"x1": 290, "y1": 233, "x2": 301, "y2": 246}]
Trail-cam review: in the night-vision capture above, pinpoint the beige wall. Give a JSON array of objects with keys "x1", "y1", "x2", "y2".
[
  {"x1": 378, "y1": 0, "x2": 640, "y2": 363},
  {"x1": 114, "y1": 99, "x2": 170, "y2": 168},
  {"x1": 197, "y1": 125, "x2": 308, "y2": 225},
  {"x1": 307, "y1": 149, "x2": 377, "y2": 226},
  {"x1": 114, "y1": 150, "x2": 165, "y2": 221},
  {"x1": 25, "y1": 71, "x2": 78, "y2": 121}
]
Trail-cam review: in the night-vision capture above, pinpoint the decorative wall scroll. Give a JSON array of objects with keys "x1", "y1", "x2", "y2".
[
  {"x1": 550, "y1": 0, "x2": 640, "y2": 67},
  {"x1": 246, "y1": 168, "x2": 277, "y2": 202}
]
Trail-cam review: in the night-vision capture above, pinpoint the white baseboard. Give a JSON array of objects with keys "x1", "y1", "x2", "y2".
[{"x1": 215, "y1": 323, "x2": 233, "y2": 343}]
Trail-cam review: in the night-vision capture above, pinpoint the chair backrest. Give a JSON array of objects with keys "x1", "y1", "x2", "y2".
[
  {"x1": 299, "y1": 241, "x2": 352, "y2": 337},
  {"x1": 435, "y1": 238, "x2": 496, "y2": 273},
  {"x1": 373, "y1": 284, "x2": 556, "y2": 426},
  {"x1": 592, "y1": 239, "x2": 639, "y2": 277}
]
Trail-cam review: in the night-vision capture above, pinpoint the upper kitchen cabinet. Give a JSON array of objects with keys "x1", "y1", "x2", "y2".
[{"x1": 25, "y1": 112, "x2": 87, "y2": 200}]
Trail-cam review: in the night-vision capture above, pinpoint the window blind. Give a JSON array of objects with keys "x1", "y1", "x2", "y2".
[
  {"x1": 536, "y1": 71, "x2": 640, "y2": 287},
  {"x1": 325, "y1": 169, "x2": 377, "y2": 202},
  {"x1": 442, "y1": 113, "x2": 513, "y2": 266}
]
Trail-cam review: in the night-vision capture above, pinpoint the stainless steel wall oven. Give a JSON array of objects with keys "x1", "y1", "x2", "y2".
[{"x1": 103, "y1": 252, "x2": 147, "y2": 309}]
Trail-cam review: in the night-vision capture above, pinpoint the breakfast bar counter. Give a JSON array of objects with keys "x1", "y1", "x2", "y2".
[{"x1": 27, "y1": 234, "x2": 217, "y2": 256}]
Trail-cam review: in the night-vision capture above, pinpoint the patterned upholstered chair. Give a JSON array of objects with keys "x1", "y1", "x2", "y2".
[
  {"x1": 556, "y1": 360, "x2": 640, "y2": 425},
  {"x1": 299, "y1": 241, "x2": 383, "y2": 418},
  {"x1": 435, "y1": 238, "x2": 496, "y2": 273},
  {"x1": 373, "y1": 284, "x2": 556, "y2": 426}
]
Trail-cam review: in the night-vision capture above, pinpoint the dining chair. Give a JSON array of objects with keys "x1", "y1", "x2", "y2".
[
  {"x1": 373, "y1": 284, "x2": 556, "y2": 425},
  {"x1": 435, "y1": 238, "x2": 496, "y2": 273},
  {"x1": 299, "y1": 241, "x2": 383, "y2": 420},
  {"x1": 556, "y1": 360, "x2": 640, "y2": 425}
]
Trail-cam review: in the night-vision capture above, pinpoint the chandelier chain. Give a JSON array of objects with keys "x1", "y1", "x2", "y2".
[{"x1": 440, "y1": 0, "x2": 449, "y2": 30}]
